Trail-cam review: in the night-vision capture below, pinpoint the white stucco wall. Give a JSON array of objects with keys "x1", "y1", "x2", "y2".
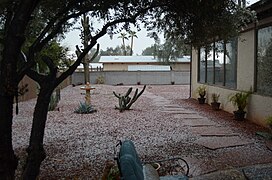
[
  {"x1": 191, "y1": 30, "x2": 272, "y2": 128},
  {"x1": 237, "y1": 31, "x2": 255, "y2": 91}
]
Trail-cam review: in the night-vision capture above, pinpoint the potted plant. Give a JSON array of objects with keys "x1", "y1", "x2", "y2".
[
  {"x1": 196, "y1": 85, "x2": 206, "y2": 104},
  {"x1": 211, "y1": 93, "x2": 220, "y2": 110},
  {"x1": 228, "y1": 90, "x2": 251, "y2": 120}
]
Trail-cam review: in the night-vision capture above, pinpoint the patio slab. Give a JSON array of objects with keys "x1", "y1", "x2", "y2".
[
  {"x1": 161, "y1": 107, "x2": 186, "y2": 111},
  {"x1": 162, "y1": 104, "x2": 182, "y2": 107},
  {"x1": 177, "y1": 119, "x2": 218, "y2": 127},
  {"x1": 194, "y1": 136, "x2": 253, "y2": 150},
  {"x1": 173, "y1": 114, "x2": 206, "y2": 119},
  {"x1": 190, "y1": 126, "x2": 239, "y2": 136}
]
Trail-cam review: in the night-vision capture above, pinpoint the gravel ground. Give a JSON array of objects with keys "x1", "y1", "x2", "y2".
[{"x1": 12, "y1": 84, "x2": 272, "y2": 179}]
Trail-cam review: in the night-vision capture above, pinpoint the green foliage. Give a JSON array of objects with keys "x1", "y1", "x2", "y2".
[
  {"x1": 48, "y1": 88, "x2": 61, "y2": 111},
  {"x1": 145, "y1": 1, "x2": 256, "y2": 48},
  {"x1": 74, "y1": 102, "x2": 97, "y2": 114},
  {"x1": 196, "y1": 85, "x2": 206, "y2": 98},
  {"x1": 100, "y1": 46, "x2": 123, "y2": 56},
  {"x1": 113, "y1": 85, "x2": 146, "y2": 112},
  {"x1": 228, "y1": 90, "x2": 252, "y2": 111},
  {"x1": 96, "y1": 75, "x2": 105, "y2": 84},
  {"x1": 142, "y1": 45, "x2": 156, "y2": 56},
  {"x1": 211, "y1": 93, "x2": 220, "y2": 103},
  {"x1": 48, "y1": 94, "x2": 58, "y2": 111},
  {"x1": 107, "y1": 166, "x2": 120, "y2": 180}
]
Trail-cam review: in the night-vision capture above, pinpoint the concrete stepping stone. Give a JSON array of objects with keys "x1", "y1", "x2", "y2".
[
  {"x1": 162, "y1": 107, "x2": 186, "y2": 111},
  {"x1": 161, "y1": 108, "x2": 195, "y2": 114},
  {"x1": 173, "y1": 114, "x2": 207, "y2": 119},
  {"x1": 163, "y1": 104, "x2": 182, "y2": 108},
  {"x1": 194, "y1": 136, "x2": 253, "y2": 150},
  {"x1": 242, "y1": 163, "x2": 272, "y2": 179},
  {"x1": 178, "y1": 119, "x2": 218, "y2": 127},
  {"x1": 190, "y1": 126, "x2": 239, "y2": 136},
  {"x1": 161, "y1": 110, "x2": 196, "y2": 114}
]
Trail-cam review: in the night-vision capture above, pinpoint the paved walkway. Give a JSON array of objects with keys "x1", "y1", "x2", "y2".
[{"x1": 143, "y1": 90, "x2": 272, "y2": 179}]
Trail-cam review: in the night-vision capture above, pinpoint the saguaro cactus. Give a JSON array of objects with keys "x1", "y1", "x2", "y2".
[{"x1": 113, "y1": 85, "x2": 146, "y2": 112}]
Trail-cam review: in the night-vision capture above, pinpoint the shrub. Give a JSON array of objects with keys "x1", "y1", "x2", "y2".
[{"x1": 96, "y1": 75, "x2": 105, "y2": 84}]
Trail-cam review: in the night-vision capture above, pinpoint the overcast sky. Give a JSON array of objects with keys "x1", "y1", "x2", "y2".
[{"x1": 61, "y1": 0, "x2": 260, "y2": 56}]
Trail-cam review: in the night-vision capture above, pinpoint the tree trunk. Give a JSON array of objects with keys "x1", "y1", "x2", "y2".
[
  {"x1": 130, "y1": 37, "x2": 133, "y2": 56},
  {"x1": 0, "y1": 95, "x2": 18, "y2": 179},
  {"x1": 122, "y1": 39, "x2": 126, "y2": 56},
  {"x1": 22, "y1": 84, "x2": 53, "y2": 180}
]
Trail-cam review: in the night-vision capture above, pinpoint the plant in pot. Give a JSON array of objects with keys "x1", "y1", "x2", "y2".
[
  {"x1": 196, "y1": 85, "x2": 206, "y2": 104},
  {"x1": 228, "y1": 90, "x2": 251, "y2": 120},
  {"x1": 211, "y1": 93, "x2": 220, "y2": 110}
]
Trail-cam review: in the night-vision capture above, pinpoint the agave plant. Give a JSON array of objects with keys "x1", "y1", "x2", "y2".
[{"x1": 74, "y1": 102, "x2": 97, "y2": 114}]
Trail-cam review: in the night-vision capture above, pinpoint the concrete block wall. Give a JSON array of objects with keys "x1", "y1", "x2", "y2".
[{"x1": 72, "y1": 71, "x2": 190, "y2": 85}]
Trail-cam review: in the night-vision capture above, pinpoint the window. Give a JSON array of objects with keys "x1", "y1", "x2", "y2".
[
  {"x1": 199, "y1": 48, "x2": 206, "y2": 83},
  {"x1": 198, "y1": 39, "x2": 237, "y2": 88},
  {"x1": 257, "y1": 26, "x2": 272, "y2": 96},
  {"x1": 225, "y1": 40, "x2": 237, "y2": 88},
  {"x1": 206, "y1": 44, "x2": 214, "y2": 84}
]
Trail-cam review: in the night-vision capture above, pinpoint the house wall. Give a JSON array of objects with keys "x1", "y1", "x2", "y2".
[
  {"x1": 102, "y1": 63, "x2": 190, "y2": 71},
  {"x1": 17, "y1": 75, "x2": 71, "y2": 102},
  {"x1": 18, "y1": 75, "x2": 37, "y2": 102},
  {"x1": 72, "y1": 71, "x2": 190, "y2": 85},
  {"x1": 237, "y1": 31, "x2": 255, "y2": 91},
  {"x1": 103, "y1": 64, "x2": 128, "y2": 71},
  {"x1": 171, "y1": 63, "x2": 190, "y2": 71},
  {"x1": 191, "y1": 30, "x2": 272, "y2": 128}
]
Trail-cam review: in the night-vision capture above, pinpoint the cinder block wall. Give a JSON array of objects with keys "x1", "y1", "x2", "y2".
[{"x1": 72, "y1": 71, "x2": 190, "y2": 85}]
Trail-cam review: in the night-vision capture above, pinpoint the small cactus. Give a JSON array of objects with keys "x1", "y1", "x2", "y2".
[{"x1": 113, "y1": 85, "x2": 146, "y2": 112}]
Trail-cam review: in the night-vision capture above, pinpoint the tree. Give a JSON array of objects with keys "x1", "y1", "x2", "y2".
[
  {"x1": 100, "y1": 46, "x2": 123, "y2": 56},
  {"x1": 144, "y1": 0, "x2": 256, "y2": 48},
  {"x1": 128, "y1": 30, "x2": 138, "y2": 55},
  {"x1": 0, "y1": 0, "x2": 156, "y2": 179},
  {"x1": 142, "y1": 37, "x2": 191, "y2": 63},
  {"x1": 118, "y1": 32, "x2": 128, "y2": 55},
  {"x1": 142, "y1": 45, "x2": 156, "y2": 56}
]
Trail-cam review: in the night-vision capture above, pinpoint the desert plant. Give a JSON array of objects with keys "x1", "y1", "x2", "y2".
[
  {"x1": 211, "y1": 93, "x2": 220, "y2": 103},
  {"x1": 74, "y1": 102, "x2": 97, "y2": 114},
  {"x1": 48, "y1": 95, "x2": 58, "y2": 111},
  {"x1": 211, "y1": 93, "x2": 220, "y2": 110},
  {"x1": 228, "y1": 90, "x2": 252, "y2": 120},
  {"x1": 228, "y1": 91, "x2": 251, "y2": 112},
  {"x1": 96, "y1": 75, "x2": 105, "y2": 84},
  {"x1": 196, "y1": 85, "x2": 206, "y2": 104},
  {"x1": 196, "y1": 85, "x2": 206, "y2": 98},
  {"x1": 113, "y1": 85, "x2": 146, "y2": 112}
]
